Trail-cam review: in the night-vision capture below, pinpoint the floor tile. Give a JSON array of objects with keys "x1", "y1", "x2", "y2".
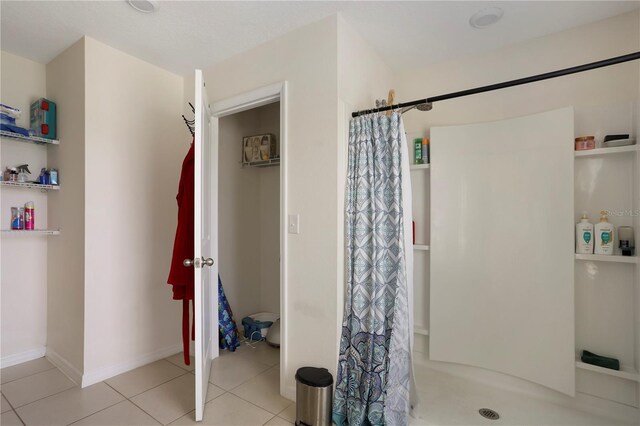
[
  {"x1": 0, "y1": 410, "x2": 23, "y2": 426},
  {"x1": 72, "y1": 400, "x2": 160, "y2": 426},
  {"x1": 1, "y1": 368, "x2": 75, "y2": 408},
  {"x1": 16, "y1": 382, "x2": 123, "y2": 425},
  {"x1": 231, "y1": 367, "x2": 292, "y2": 414},
  {"x1": 208, "y1": 353, "x2": 271, "y2": 391},
  {"x1": 165, "y1": 353, "x2": 195, "y2": 372},
  {"x1": 169, "y1": 393, "x2": 273, "y2": 426},
  {"x1": 1, "y1": 358, "x2": 55, "y2": 384},
  {"x1": 237, "y1": 342, "x2": 280, "y2": 367},
  {"x1": 264, "y1": 416, "x2": 293, "y2": 426},
  {"x1": 105, "y1": 360, "x2": 187, "y2": 398},
  {"x1": 277, "y1": 403, "x2": 296, "y2": 423},
  {"x1": 2, "y1": 394, "x2": 12, "y2": 413},
  {"x1": 131, "y1": 374, "x2": 224, "y2": 425},
  {"x1": 221, "y1": 342, "x2": 280, "y2": 367}
]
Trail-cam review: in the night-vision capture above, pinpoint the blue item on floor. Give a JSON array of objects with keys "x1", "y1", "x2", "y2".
[
  {"x1": 241, "y1": 316, "x2": 273, "y2": 342},
  {"x1": 0, "y1": 123, "x2": 29, "y2": 137},
  {"x1": 218, "y1": 276, "x2": 240, "y2": 352}
]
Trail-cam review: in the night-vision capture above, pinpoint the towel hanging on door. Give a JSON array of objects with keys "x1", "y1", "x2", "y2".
[{"x1": 168, "y1": 141, "x2": 195, "y2": 365}]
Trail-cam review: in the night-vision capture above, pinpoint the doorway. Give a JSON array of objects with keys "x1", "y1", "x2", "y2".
[{"x1": 211, "y1": 82, "x2": 287, "y2": 396}]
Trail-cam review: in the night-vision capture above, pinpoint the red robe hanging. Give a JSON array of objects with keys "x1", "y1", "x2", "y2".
[{"x1": 168, "y1": 142, "x2": 195, "y2": 365}]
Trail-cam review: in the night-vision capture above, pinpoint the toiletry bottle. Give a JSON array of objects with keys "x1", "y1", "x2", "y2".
[
  {"x1": 24, "y1": 201, "x2": 34, "y2": 230},
  {"x1": 594, "y1": 210, "x2": 614, "y2": 255},
  {"x1": 422, "y1": 137, "x2": 430, "y2": 164},
  {"x1": 414, "y1": 139, "x2": 423, "y2": 164},
  {"x1": 575, "y1": 212, "x2": 594, "y2": 254}
]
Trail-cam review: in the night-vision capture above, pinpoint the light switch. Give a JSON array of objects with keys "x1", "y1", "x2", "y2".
[{"x1": 288, "y1": 214, "x2": 300, "y2": 234}]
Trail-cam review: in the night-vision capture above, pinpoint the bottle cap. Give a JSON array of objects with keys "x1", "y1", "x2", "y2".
[{"x1": 600, "y1": 210, "x2": 609, "y2": 222}]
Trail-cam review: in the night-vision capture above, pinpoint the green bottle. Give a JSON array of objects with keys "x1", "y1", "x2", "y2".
[{"x1": 414, "y1": 139, "x2": 423, "y2": 164}]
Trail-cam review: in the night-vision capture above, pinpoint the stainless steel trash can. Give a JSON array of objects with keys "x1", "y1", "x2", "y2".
[{"x1": 295, "y1": 367, "x2": 333, "y2": 426}]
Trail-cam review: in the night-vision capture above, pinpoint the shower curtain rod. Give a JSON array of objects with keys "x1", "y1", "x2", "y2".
[{"x1": 351, "y1": 51, "x2": 640, "y2": 118}]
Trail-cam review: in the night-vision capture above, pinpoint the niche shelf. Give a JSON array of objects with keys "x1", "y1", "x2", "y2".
[
  {"x1": 575, "y1": 254, "x2": 638, "y2": 264},
  {"x1": 1, "y1": 181, "x2": 60, "y2": 191},
  {"x1": 574, "y1": 145, "x2": 638, "y2": 158},
  {"x1": 576, "y1": 360, "x2": 640, "y2": 382},
  {"x1": 1, "y1": 229, "x2": 60, "y2": 236},
  {"x1": 410, "y1": 164, "x2": 430, "y2": 171},
  {"x1": 413, "y1": 245, "x2": 430, "y2": 251},
  {"x1": 414, "y1": 327, "x2": 429, "y2": 336},
  {"x1": 0, "y1": 130, "x2": 60, "y2": 146}
]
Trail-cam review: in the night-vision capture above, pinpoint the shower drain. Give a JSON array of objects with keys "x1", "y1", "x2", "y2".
[{"x1": 478, "y1": 408, "x2": 500, "y2": 420}]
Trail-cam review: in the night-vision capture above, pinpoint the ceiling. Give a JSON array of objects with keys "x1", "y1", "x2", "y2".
[{"x1": 1, "y1": 1, "x2": 639, "y2": 75}]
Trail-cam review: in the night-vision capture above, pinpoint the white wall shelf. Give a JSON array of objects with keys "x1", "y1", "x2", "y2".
[
  {"x1": 575, "y1": 253, "x2": 638, "y2": 264},
  {"x1": 413, "y1": 244, "x2": 430, "y2": 251},
  {"x1": 414, "y1": 327, "x2": 429, "y2": 336},
  {"x1": 574, "y1": 145, "x2": 638, "y2": 158},
  {"x1": 410, "y1": 164, "x2": 430, "y2": 171},
  {"x1": 0, "y1": 130, "x2": 60, "y2": 146},
  {"x1": 576, "y1": 360, "x2": 640, "y2": 382},
  {"x1": 1, "y1": 181, "x2": 60, "y2": 191},
  {"x1": 241, "y1": 158, "x2": 280, "y2": 168},
  {"x1": 1, "y1": 229, "x2": 60, "y2": 236}
]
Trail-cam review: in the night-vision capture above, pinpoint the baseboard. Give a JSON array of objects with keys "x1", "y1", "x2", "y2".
[
  {"x1": 1, "y1": 347, "x2": 46, "y2": 368},
  {"x1": 81, "y1": 343, "x2": 183, "y2": 388},
  {"x1": 284, "y1": 383, "x2": 296, "y2": 401},
  {"x1": 46, "y1": 348, "x2": 83, "y2": 385}
]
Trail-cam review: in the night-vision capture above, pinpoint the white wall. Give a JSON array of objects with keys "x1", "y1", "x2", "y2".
[
  {"x1": 1, "y1": 51, "x2": 49, "y2": 364},
  {"x1": 397, "y1": 10, "x2": 640, "y2": 417},
  {"x1": 46, "y1": 39, "x2": 86, "y2": 375},
  {"x1": 186, "y1": 16, "x2": 339, "y2": 398},
  {"x1": 218, "y1": 102, "x2": 280, "y2": 322},
  {"x1": 82, "y1": 37, "x2": 184, "y2": 381}
]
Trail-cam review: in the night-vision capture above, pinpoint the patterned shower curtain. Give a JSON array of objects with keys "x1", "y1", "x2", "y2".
[{"x1": 333, "y1": 112, "x2": 414, "y2": 426}]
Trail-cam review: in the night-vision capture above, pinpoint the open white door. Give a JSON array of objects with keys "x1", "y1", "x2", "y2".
[{"x1": 194, "y1": 69, "x2": 219, "y2": 421}]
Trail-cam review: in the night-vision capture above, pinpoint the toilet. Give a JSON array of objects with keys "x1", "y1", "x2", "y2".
[{"x1": 266, "y1": 318, "x2": 281, "y2": 347}]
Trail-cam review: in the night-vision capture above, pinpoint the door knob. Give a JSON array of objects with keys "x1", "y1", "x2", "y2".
[
  {"x1": 183, "y1": 258, "x2": 194, "y2": 267},
  {"x1": 202, "y1": 257, "x2": 214, "y2": 267}
]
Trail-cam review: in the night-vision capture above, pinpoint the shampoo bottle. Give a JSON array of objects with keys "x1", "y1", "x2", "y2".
[
  {"x1": 594, "y1": 211, "x2": 615, "y2": 255},
  {"x1": 575, "y1": 212, "x2": 594, "y2": 254}
]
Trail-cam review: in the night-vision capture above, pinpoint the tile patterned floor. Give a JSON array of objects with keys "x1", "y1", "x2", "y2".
[{"x1": 1, "y1": 342, "x2": 292, "y2": 426}]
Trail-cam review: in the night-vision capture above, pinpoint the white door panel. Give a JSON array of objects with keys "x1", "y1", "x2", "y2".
[{"x1": 194, "y1": 69, "x2": 218, "y2": 421}]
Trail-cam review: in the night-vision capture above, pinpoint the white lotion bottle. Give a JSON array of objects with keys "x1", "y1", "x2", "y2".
[
  {"x1": 576, "y1": 212, "x2": 594, "y2": 254},
  {"x1": 594, "y1": 211, "x2": 615, "y2": 255}
]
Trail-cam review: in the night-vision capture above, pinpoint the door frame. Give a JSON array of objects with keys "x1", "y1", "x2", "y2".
[{"x1": 211, "y1": 81, "x2": 288, "y2": 396}]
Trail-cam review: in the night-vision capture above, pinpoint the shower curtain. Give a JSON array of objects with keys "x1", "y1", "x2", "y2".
[{"x1": 333, "y1": 112, "x2": 414, "y2": 426}]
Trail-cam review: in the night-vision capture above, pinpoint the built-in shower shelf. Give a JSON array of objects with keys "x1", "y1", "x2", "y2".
[
  {"x1": 413, "y1": 245, "x2": 430, "y2": 251},
  {"x1": 574, "y1": 145, "x2": 638, "y2": 157},
  {"x1": 414, "y1": 327, "x2": 429, "y2": 336},
  {"x1": 575, "y1": 254, "x2": 638, "y2": 264},
  {"x1": 410, "y1": 164, "x2": 430, "y2": 171},
  {"x1": 576, "y1": 360, "x2": 640, "y2": 382}
]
